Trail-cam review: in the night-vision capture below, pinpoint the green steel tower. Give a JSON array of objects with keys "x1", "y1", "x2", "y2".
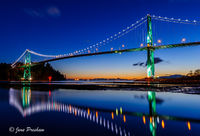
[
  {"x1": 148, "y1": 91, "x2": 157, "y2": 136},
  {"x1": 23, "y1": 52, "x2": 31, "y2": 81},
  {"x1": 147, "y1": 14, "x2": 155, "y2": 78},
  {"x1": 22, "y1": 86, "x2": 31, "y2": 107}
]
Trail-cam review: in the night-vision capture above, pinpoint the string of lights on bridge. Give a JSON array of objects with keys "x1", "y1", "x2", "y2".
[
  {"x1": 11, "y1": 16, "x2": 147, "y2": 68},
  {"x1": 152, "y1": 15, "x2": 200, "y2": 25},
  {"x1": 11, "y1": 14, "x2": 200, "y2": 68},
  {"x1": 55, "y1": 15, "x2": 147, "y2": 58}
]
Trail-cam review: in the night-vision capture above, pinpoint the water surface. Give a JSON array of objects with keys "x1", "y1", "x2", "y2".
[{"x1": 0, "y1": 85, "x2": 200, "y2": 136}]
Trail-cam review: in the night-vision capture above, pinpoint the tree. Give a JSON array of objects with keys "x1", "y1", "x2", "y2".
[
  {"x1": 194, "y1": 69, "x2": 200, "y2": 76},
  {"x1": 186, "y1": 70, "x2": 193, "y2": 77}
]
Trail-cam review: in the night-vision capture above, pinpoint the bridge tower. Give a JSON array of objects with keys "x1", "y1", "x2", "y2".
[
  {"x1": 147, "y1": 14, "x2": 155, "y2": 78},
  {"x1": 22, "y1": 86, "x2": 31, "y2": 107},
  {"x1": 23, "y1": 52, "x2": 32, "y2": 81},
  {"x1": 148, "y1": 91, "x2": 157, "y2": 136}
]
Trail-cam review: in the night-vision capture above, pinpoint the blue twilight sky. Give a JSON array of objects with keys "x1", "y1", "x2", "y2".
[{"x1": 0, "y1": 0, "x2": 200, "y2": 79}]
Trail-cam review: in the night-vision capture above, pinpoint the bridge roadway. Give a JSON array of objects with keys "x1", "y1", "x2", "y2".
[
  {"x1": 33, "y1": 41, "x2": 200, "y2": 65},
  {"x1": 18, "y1": 41, "x2": 200, "y2": 68}
]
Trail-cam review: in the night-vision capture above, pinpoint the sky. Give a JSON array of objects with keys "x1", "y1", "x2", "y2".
[{"x1": 0, "y1": 0, "x2": 200, "y2": 79}]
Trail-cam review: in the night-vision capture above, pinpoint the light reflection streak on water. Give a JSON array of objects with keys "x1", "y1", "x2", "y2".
[
  {"x1": 9, "y1": 86, "x2": 200, "y2": 136},
  {"x1": 9, "y1": 88, "x2": 131, "y2": 136}
]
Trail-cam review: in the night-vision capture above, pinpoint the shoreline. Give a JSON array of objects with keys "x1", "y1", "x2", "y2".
[{"x1": 0, "y1": 81, "x2": 200, "y2": 94}]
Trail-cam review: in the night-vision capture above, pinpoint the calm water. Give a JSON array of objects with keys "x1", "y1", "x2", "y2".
[{"x1": 0, "y1": 85, "x2": 200, "y2": 136}]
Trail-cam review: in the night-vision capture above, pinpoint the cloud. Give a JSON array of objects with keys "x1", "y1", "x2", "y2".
[
  {"x1": 133, "y1": 57, "x2": 164, "y2": 67},
  {"x1": 24, "y1": 6, "x2": 61, "y2": 18},
  {"x1": 46, "y1": 7, "x2": 61, "y2": 17},
  {"x1": 154, "y1": 57, "x2": 164, "y2": 65},
  {"x1": 24, "y1": 9, "x2": 44, "y2": 18}
]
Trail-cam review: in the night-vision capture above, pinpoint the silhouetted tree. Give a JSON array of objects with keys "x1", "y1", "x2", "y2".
[
  {"x1": 186, "y1": 70, "x2": 193, "y2": 76},
  {"x1": 0, "y1": 62, "x2": 65, "y2": 81},
  {"x1": 194, "y1": 69, "x2": 200, "y2": 76}
]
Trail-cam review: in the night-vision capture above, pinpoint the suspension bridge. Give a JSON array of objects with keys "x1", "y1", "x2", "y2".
[{"x1": 11, "y1": 14, "x2": 200, "y2": 81}]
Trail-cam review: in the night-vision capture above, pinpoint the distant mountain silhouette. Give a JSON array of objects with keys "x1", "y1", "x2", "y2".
[{"x1": 158, "y1": 74, "x2": 183, "y2": 79}]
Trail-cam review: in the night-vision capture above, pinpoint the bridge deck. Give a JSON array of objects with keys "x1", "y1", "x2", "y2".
[{"x1": 18, "y1": 41, "x2": 200, "y2": 67}]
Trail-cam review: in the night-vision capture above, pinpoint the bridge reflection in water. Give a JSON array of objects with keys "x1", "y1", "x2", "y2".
[{"x1": 9, "y1": 86, "x2": 200, "y2": 136}]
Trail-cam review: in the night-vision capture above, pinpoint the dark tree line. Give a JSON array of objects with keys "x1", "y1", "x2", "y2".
[
  {"x1": 0, "y1": 63, "x2": 65, "y2": 81},
  {"x1": 186, "y1": 69, "x2": 200, "y2": 77},
  {"x1": 31, "y1": 63, "x2": 65, "y2": 81}
]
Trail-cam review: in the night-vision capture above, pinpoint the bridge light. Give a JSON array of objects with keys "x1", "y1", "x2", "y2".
[
  {"x1": 157, "y1": 39, "x2": 162, "y2": 43},
  {"x1": 161, "y1": 120, "x2": 165, "y2": 128},
  {"x1": 120, "y1": 107, "x2": 122, "y2": 114},
  {"x1": 111, "y1": 48, "x2": 113, "y2": 51},
  {"x1": 111, "y1": 112, "x2": 114, "y2": 119},
  {"x1": 116, "y1": 108, "x2": 118, "y2": 116},
  {"x1": 142, "y1": 116, "x2": 146, "y2": 124},
  {"x1": 140, "y1": 43, "x2": 144, "y2": 47},
  {"x1": 187, "y1": 121, "x2": 191, "y2": 130},
  {"x1": 49, "y1": 90, "x2": 51, "y2": 96},
  {"x1": 96, "y1": 111, "x2": 98, "y2": 118},
  {"x1": 123, "y1": 115, "x2": 126, "y2": 123},
  {"x1": 181, "y1": 38, "x2": 186, "y2": 42},
  {"x1": 48, "y1": 76, "x2": 52, "y2": 82},
  {"x1": 122, "y1": 44, "x2": 125, "y2": 48},
  {"x1": 150, "y1": 117, "x2": 152, "y2": 123},
  {"x1": 88, "y1": 108, "x2": 90, "y2": 115}
]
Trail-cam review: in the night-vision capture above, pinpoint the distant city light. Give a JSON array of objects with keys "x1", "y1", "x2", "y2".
[
  {"x1": 122, "y1": 44, "x2": 125, "y2": 48},
  {"x1": 140, "y1": 43, "x2": 144, "y2": 47}
]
